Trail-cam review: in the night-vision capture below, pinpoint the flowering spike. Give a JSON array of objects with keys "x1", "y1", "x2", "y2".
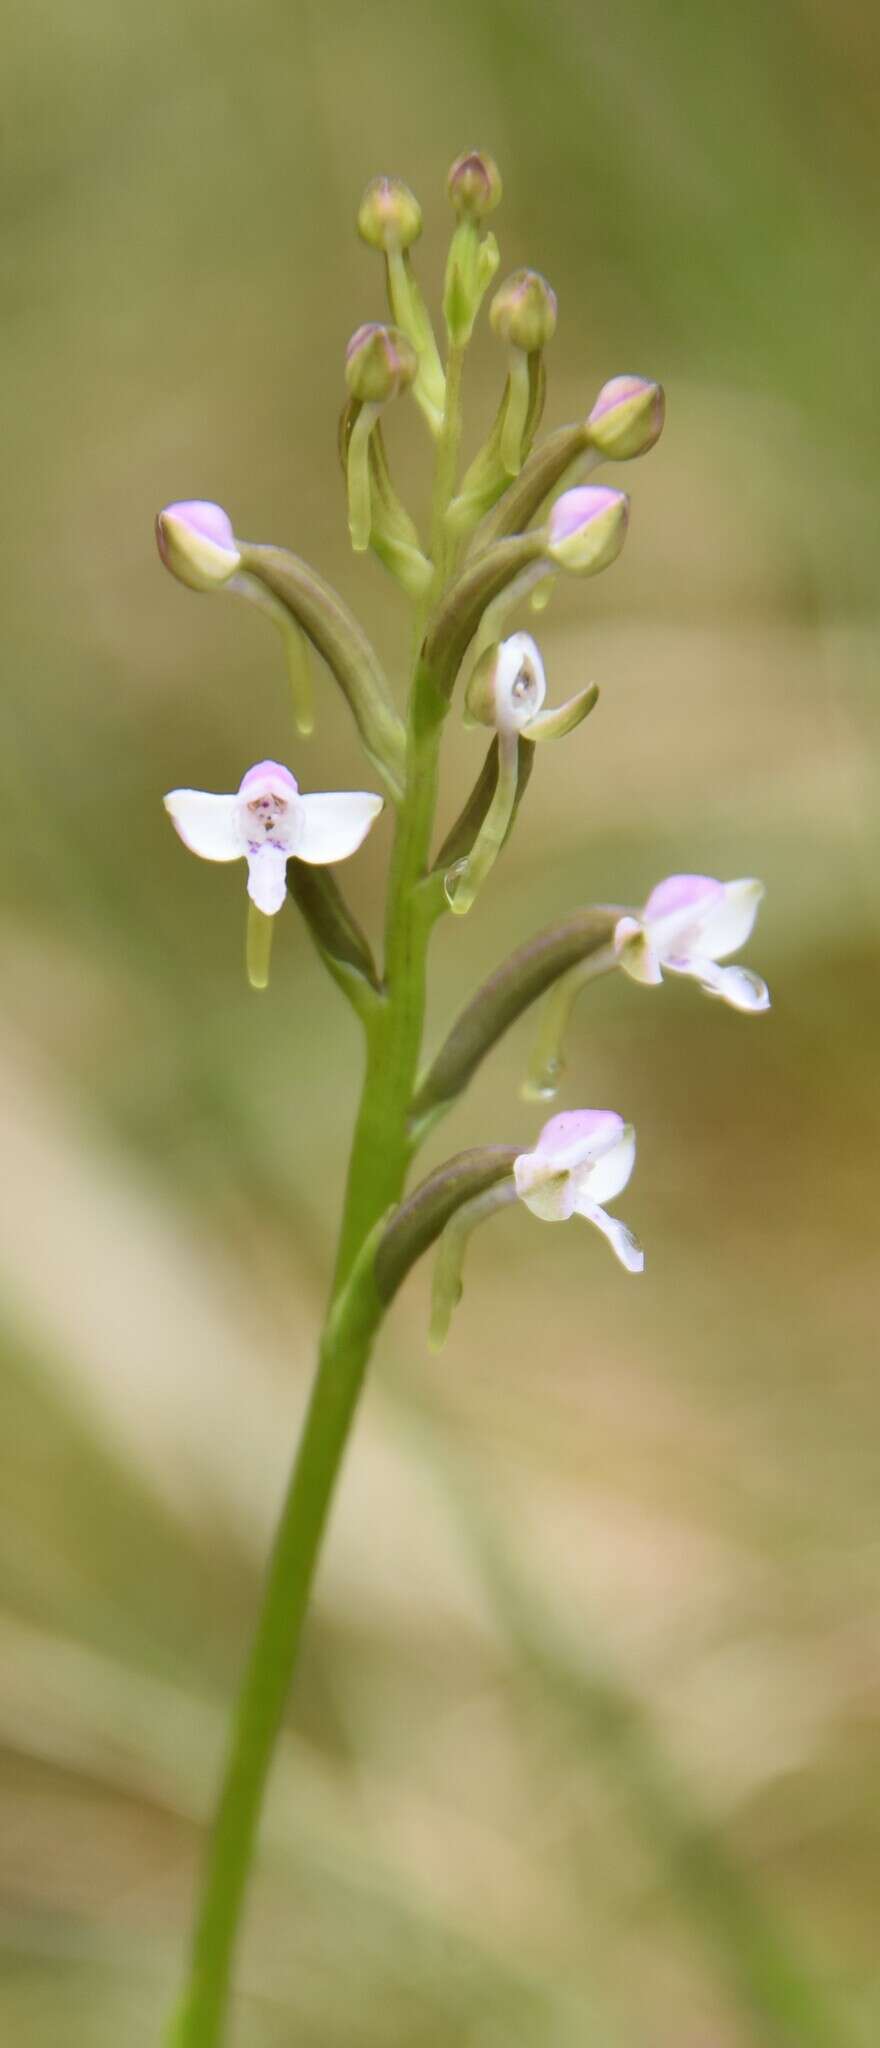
[
  {"x1": 588, "y1": 376, "x2": 666, "y2": 460},
  {"x1": 546, "y1": 486, "x2": 630, "y2": 575},
  {"x1": 514, "y1": 1111, "x2": 644, "y2": 1272},
  {"x1": 156, "y1": 500, "x2": 241, "y2": 591},
  {"x1": 614, "y1": 875, "x2": 770, "y2": 1012}
]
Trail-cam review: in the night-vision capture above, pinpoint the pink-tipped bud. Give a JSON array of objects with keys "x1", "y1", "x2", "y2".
[
  {"x1": 447, "y1": 149, "x2": 503, "y2": 221},
  {"x1": 345, "y1": 323, "x2": 418, "y2": 405},
  {"x1": 357, "y1": 175, "x2": 422, "y2": 252},
  {"x1": 587, "y1": 376, "x2": 666, "y2": 459},
  {"x1": 546, "y1": 486, "x2": 629, "y2": 574},
  {"x1": 155, "y1": 500, "x2": 241, "y2": 591},
  {"x1": 490, "y1": 269, "x2": 557, "y2": 352}
]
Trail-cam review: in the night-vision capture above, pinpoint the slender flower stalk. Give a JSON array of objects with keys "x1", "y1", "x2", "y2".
[{"x1": 156, "y1": 152, "x2": 769, "y2": 2048}]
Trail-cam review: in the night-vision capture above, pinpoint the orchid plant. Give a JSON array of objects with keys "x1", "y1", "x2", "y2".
[{"x1": 158, "y1": 153, "x2": 769, "y2": 2048}]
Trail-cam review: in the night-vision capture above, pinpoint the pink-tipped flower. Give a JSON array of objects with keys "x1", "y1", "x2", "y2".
[
  {"x1": 587, "y1": 376, "x2": 666, "y2": 460},
  {"x1": 164, "y1": 761, "x2": 383, "y2": 916},
  {"x1": 546, "y1": 486, "x2": 629, "y2": 574},
  {"x1": 514, "y1": 1110, "x2": 644, "y2": 1273},
  {"x1": 614, "y1": 875, "x2": 770, "y2": 1013},
  {"x1": 155, "y1": 500, "x2": 241, "y2": 592}
]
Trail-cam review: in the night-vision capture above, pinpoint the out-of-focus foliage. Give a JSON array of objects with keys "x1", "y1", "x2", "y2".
[{"x1": 0, "y1": 1, "x2": 878, "y2": 2042}]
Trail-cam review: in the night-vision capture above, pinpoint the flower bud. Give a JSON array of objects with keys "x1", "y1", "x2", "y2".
[
  {"x1": 546, "y1": 486, "x2": 629, "y2": 574},
  {"x1": 587, "y1": 376, "x2": 666, "y2": 460},
  {"x1": 465, "y1": 633, "x2": 546, "y2": 735},
  {"x1": 490, "y1": 269, "x2": 557, "y2": 353},
  {"x1": 155, "y1": 500, "x2": 241, "y2": 591},
  {"x1": 447, "y1": 150, "x2": 502, "y2": 221},
  {"x1": 345, "y1": 323, "x2": 418, "y2": 405},
  {"x1": 357, "y1": 175, "x2": 422, "y2": 252}
]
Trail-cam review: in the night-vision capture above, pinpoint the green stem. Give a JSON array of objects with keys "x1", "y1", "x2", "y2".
[
  {"x1": 430, "y1": 343, "x2": 465, "y2": 586},
  {"x1": 165, "y1": 1239, "x2": 384, "y2": 2048}
]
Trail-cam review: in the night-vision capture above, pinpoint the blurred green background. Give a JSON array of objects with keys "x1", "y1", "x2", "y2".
[{"x1": 1, "y1": 0, "x2": 878, "y2": 2042}]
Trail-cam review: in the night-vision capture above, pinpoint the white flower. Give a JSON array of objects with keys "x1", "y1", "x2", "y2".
[
  {"x1": 464, "y1": 632, "x2": 598, "y2": 749},
  {"x1": 614, "y1": 874, "x2": 770, "y2": 1013},
  {"x1": 514, "y1": 1109, "x2": 644, "y2": 1273},
  {"x1": 164, "y1": 760, "x2": 383, "y2": 915}
]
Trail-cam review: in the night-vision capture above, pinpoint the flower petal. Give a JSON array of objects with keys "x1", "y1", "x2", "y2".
[
  {"x1": 513, "y1": 1149, "x2": 578, "y2": 1221},
  {"x1": 642, "y1": 873, "x2": 722, "y2": 925},
  {"x1": 164, "y1": 789, "x2": 241, "y2": 861},
  {"x1": 577, "y1": 1198, "x2": 644, "y2": 1273},
  {"x1": 690, "y1": 878, "x2": 765, "y2": 961},
  {"x1": 614, "y1": 915, "x2": 663, "y2": 985},
  {"x1": 295, "y1": 791, "x2": 384, "y2": 865},
  {"x1": 246, "y1": 845, "x2": 289, "y2": 915},
  {"x1": 534, "y1": 1108, "x2": 624, "y2": 1165},
  {"x1": 575, "y1": 1122, "x2": 636, "y2": 1205}
]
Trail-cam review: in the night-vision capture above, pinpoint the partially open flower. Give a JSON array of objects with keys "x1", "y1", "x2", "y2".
[
  {"x1": 614, "y1": 875, "x2": 770, "y2": 1012},
  {"x1": 155, "y1": 500, "x2": 241, "y2": 591},
  {"x1": 587, "y1": 376, "x2": 666, "y2": 460},
  {"x1": 164, "y1": 761, "x2": 383, "y2": 917},
  {"x1": 465, "y1": 631, "x2": 598, "y2": 742},
  {"x1": 514, "y1": 1110, "x2": 644, "y2": 1273},
  {"x1": 546, "y1": 486, "x2": 630, "y2": 574},
  {"x1": 466, "y1": 632, "x2": 545, "y2": 734}
]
